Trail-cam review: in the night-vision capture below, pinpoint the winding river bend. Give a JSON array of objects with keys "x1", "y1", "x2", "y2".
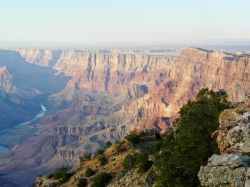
[{"x1": 0, "y1": 104, "x2": 47, "y2": 153}]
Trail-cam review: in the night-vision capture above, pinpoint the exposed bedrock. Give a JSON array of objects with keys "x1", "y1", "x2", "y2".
[{"x1": 198, "y1": 99, "x2": 250, "y2": 187}]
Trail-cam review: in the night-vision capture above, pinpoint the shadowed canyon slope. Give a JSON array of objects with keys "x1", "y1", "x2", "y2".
[
  {"x1": 0, "y1": 48, "x2": 250, "y2": 186},
  {"x1": 0, "y1": 50, "x2": 68, "y2": 129}
]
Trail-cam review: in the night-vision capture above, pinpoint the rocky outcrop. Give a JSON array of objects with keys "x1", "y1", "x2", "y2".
[
  {"x1": 108, "y1": 168, "x2": 155, "y2": 187},
  {"x1": 17, "y1": 49, "x2": 61, "y2": 67},
  {"x1": 214, "y1": 105, "x2": 250, "y2": 155},
  {"x1": 34, "y1": 176, "x2": 58, "y2": 187},
  {"x1": 57, "y1": 149, "x2": 85, "y2": 160},
  {"x1": 127, "y1": 84, "x2": 148, "y2": 99},
  {"x1": 0, "y1": 66, "x2": 16, "y2": 96},
  {"x1": 198, "y1": 101, "x2": 250, "y2": 187},
  {"x1": 52, "y1": 125, "x2": 88, "y2": 136},
  {"x1": 198, "y1": 154, "x2": 250, "y2": 187}
]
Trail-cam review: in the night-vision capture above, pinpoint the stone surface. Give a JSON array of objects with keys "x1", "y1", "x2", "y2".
[
  {"x1": 198, "y1": 164, "x2": 248, "y2": 187},
  {"x1": 0, "y1": 66, "x2": 16, "y2": 96},
  {"x1": 207, "y1": 154, "x2": 250, "y2": 168},
  {"x1": 34, "y1": 176, "x2": 58, "y2": 187},
  {"x1": 199, "y1": 102, "x2": 250, "y2": 187}
]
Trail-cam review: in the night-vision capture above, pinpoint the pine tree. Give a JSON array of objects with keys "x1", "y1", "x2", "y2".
[{"x1": 156, "y1": 88, "x2": 229, "y2": 187}]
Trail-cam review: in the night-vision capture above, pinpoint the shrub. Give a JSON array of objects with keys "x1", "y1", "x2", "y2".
[
  {"x1": 96, "y1": 149, "x2": 105, "y2": 156},
  {"x1": 85, "y1": 168, "x2": 96, "y2": 177},
  {"x1": 150, "y1": 141, "x2": 163, "y2": 154},
  {"x1": 115, "y1": 144, "x2": 127, "y2": 154},
  {"x1": 91, "y1": 172, "x2": 112, "y2": 187},
  {"x1": 125, "y1": 133, "x2": 140, "y2": 145},
  {"x1": 46, "y1": 167, "x2": 73, "y2": 185},
  {"x1": 155, "y1": 132, "x2": 162, "y2": 141},
  {"x1": 136, "y1": 153, "x2": 153, "y2": 173},
  {"x1": 236, "y1": 108, "x2": 247, "y2": 115},
  {"x1": 98, "y1": 155, "x2": 108, "y2": 166},
  {"x1": 156, "y1": 88, "x2": 229, "y2": 187},
  {"x1": 47, "y1": 173, "x2": 54, "y2": 179},
  {"x1": 80, "y1": 153, "x2": 92, "y2": 162},
  {"x1": 77, "y1": 178, "x2": 88, "y2": 187},
  {"x1": 122, "y1": 154, "x2": 137, "y2": 171},
  {"x1": 123, "y1": 153, "x2": 152, "y2": 173},
  {"x1": 106, "y1": 141, "x2": 112, "y2": 147}
]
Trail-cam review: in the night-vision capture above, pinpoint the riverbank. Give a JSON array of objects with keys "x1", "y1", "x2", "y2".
[{"x1": 0, "y1": 104, "x2": 47, "y2": 154}]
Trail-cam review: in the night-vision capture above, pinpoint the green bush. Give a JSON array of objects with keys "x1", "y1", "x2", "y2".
[
  {"x1": 125, "y1": 133, "x2": 140, "y2": 145},
  {"x1": 46, "y1": 167, "x2": 73, "y2": 185},
  {"x1": 236, "y1": 108, "x2": 247, "y2": 115},
  {"x1": 123, "y1": 154, "x2": 137, "y2": 170},
  {"x1": 96, "y1": 149, "x2": 105, "y2": 156},
  {"x1": 136, "y1": 153, "x2": 153, "y2": 173},
  {"x1": 115, "y1": 144, "x2": 127, "y2": 154},
  {"x1": 98, "y1": 155, "x2": 108, "y2": 166},
  {"x1": 91, "y1": 172, "x2": 112, "y2": 187},
  {"x1": 106, "y1": 141, "x2": 112, "y2": 147},
  {"x1": 155, "y1": 132, "x2": 162, "y2": 141},
  {"x1": 77, "y1": 178, "x2": 88, "y2": 187},
  {"x1": 156, "y1": 88, "x2": 229, "y2": 187},
  {"x1": 80, "y1": 153, "x2": 92, "y2": 162},
  {"x1": 123, "y1": 153, "x2": 152, "y2": 172},
  {"x1": 85, "y1": 168, "x2": 96, "y2": 177},
  {"x1": 150, "y1": 141, "x2": 163, "y2": 155}
]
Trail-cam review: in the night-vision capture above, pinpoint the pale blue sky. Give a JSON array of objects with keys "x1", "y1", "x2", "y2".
[{"x1": 0, "y1": 0, "x2": 250, "y2": 44}]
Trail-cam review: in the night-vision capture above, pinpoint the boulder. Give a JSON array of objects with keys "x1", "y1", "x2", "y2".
[
  {"x1": 199, "y1": 103, "x2": 250, "y2": 187},
  {"x1": 198, "y1": 154, "x2": 250, "y2": 187}
]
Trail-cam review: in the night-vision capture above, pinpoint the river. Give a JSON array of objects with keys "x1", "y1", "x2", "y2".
[{"x1": 0, "y1": 104, "x2": 47, "y2": 153}]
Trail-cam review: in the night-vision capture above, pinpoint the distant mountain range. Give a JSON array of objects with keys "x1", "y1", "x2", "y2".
[{"x1": 1, "y1": 40, "x2": 250, "y2": 49}]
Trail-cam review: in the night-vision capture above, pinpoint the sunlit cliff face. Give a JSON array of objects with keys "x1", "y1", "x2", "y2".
[{"x1": 18, "y1": 48, "x2": 250, "y2": 127}]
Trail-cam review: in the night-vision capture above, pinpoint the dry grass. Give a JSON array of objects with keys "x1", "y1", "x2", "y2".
[{"x1": 61, "y1": 140, "x2": 133, "y2": 187}]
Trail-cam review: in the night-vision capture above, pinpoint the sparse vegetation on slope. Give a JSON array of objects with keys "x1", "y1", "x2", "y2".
[
  {"x1": 85, "y1": 168, "x2": 96, "y2": 177},
  {"x1": 34, "y1": 88, "x2": 231, "y2": 187},
  {"x1": 47, "y1": 130, "x2": 160, "y2": 187},
  {"x1": 91, "y1": 172, "x2": 112, "y2": 187},
  {"x1": 47, "y1": 167, "x2": 74, "y2": 185},
  {"x1": 77, "y1": 178, "x2": 88, "y2": 187}
]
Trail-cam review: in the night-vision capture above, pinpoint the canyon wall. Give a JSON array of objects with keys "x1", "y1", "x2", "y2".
[
  {"x1": 0, "y1": 65, "x2": 40, "y2": 128},
  {"x1": 15, "y1": 48, "x2": 250, "y2": 153},
  {"x1": 1, "y1": 48, "x2": 250, "y2": 186},
  {"x1": 19, "y1": 48, "x2": 250, "y2": 118},
  {"x1": 14, "y1": 47, "x2": 250, "y2": 159}
]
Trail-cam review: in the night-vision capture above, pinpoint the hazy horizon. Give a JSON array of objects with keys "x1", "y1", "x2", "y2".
[{"x1": 1, "y1": 0, "x2": 250, "y2": 46}]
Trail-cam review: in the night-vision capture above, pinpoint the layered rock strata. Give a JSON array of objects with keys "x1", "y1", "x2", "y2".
[{"x1": 1, "y1": 48, "x2": 250, "y2": 186}]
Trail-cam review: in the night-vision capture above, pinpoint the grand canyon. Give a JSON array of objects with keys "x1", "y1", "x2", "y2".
[
  {"x1": 0, "y1": 47, "x2": 250, "y2": 186},
  {"x1": 1, "y1": 0, "x2": 250, "y2": 186}
]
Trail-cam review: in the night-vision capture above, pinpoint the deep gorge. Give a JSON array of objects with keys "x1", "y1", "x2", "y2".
[{"x1": 0, "y1": 48, "x2": 250, "y2": 186}]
